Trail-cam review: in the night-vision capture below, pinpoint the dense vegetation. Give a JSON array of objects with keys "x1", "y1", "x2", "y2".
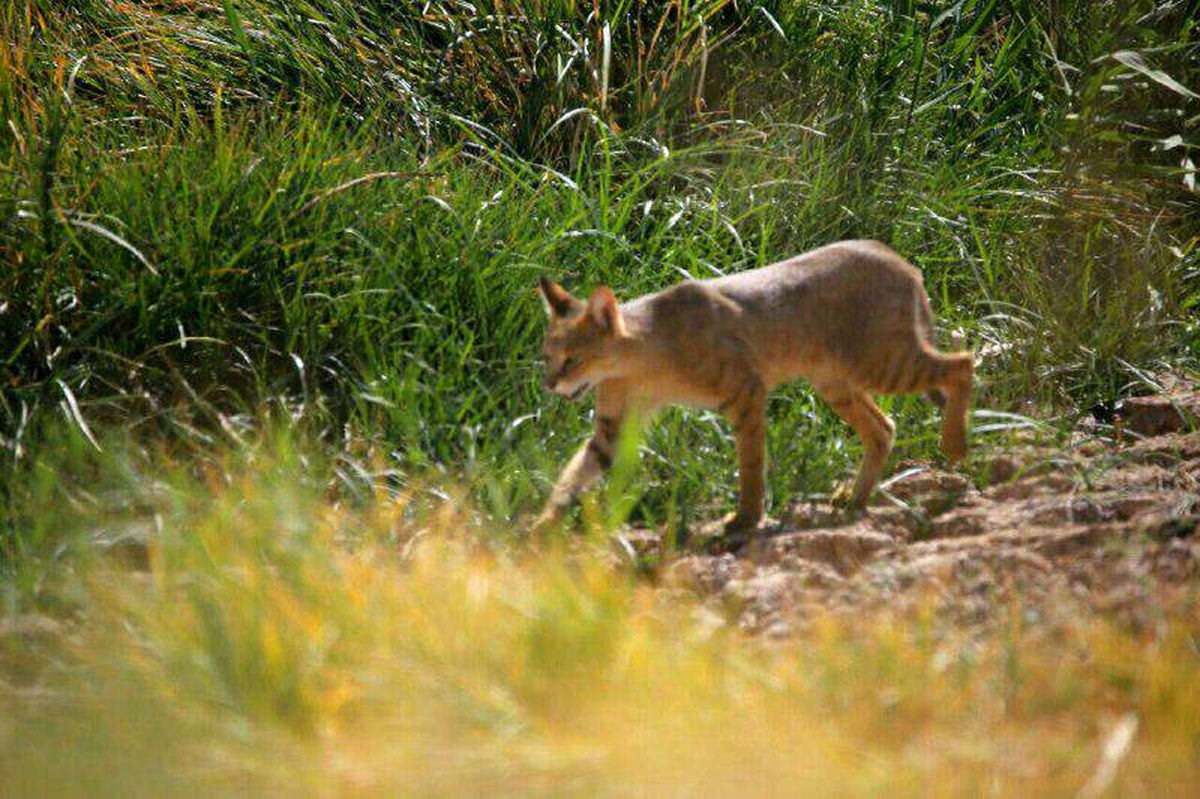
[
  {"x1": 1, "y1": 1, "x2": 1198, "y2": 794},
  {"x1": 4, "y1": 0, "x2": 1197, "y2": 522}
]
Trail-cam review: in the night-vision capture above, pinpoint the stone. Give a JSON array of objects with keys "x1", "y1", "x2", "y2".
[{"x1": 1117, "y1": 394, "x2": 1198, "y2": 437}]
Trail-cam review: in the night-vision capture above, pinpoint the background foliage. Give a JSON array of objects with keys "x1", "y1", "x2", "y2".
[{"x1": 3, "y1": 1, "x2": 1197, "y2": 530}]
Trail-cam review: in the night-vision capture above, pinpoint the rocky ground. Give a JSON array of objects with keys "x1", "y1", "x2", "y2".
[{"x1": 623, "y1": 386, "x2": 1200, "y2": 636}]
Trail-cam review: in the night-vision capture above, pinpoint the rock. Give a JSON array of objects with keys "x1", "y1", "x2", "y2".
[
  {"x1": 687, "y1": 516, "x2": 785, "y2": 554},
  {"x1": 890, "y1": 547, "x2": 1056, "y2": 599},
  {"x1": 929, "y1": 508, "x2": 991, "y2": 538},
  {"x1": 723, "y1": 569, "x2": 795, "y2": 606},
  {"x1": 1105, "y1": 492, "x2": 1179, "y2": 521},
  {"x1": 665, "y1": 554, "x2": 751, "y2": 594},
  {"x1": 760, "y1": 527, "x2": 895, "y2": 576},
  {"x1": 1136, "y1": 513, "x2": 1200, "y2": 541},
  {"x1": 1027, "y1": 497, "x2": 1116, "y2": 526},
  {"x1": 1117, "y1": 394, "x2": 1198, "y2": 437},
  {"x1": 721, "y1": 569, "x2": 801, "y2": 633},
  {"x1": 876, "y1": 465, "x2": 974, "y2": 514},
  {"x1": 985, "y1": 470, "x2": 1075, "y2": 501},
  {"x1": 1126, "y1": 431, "x2": 1200, "y2": 464},
  {"x1": 1091, "y1": 464, "x2": 1178, "y2": 492},
  {"x1": 986, "y1": 454, "x2": 1021, "y2": 485},
  {"x1": 654, "y1": 379, "x2": 1200, "y2": 637},
  {"x1": 860, "y1": 505, "x2": 926, "y2": 537},
  {"x1": 757, "y1": 557, "x2": 846, "y2": 589},
  {"x1": 984, "y1": 452, "x2": 1064, "y2": 486},
  {"x1": 787, "y1": 502, "x2": 847, "y2": 530}
]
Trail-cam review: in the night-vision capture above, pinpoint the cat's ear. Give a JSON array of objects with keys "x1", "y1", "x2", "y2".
[
  {"x1": 587, "y1": 286, "x2": 625, "y2": 335},
  {"x1": 538, "y1": 277, "x2": 577, "y2": 317}
]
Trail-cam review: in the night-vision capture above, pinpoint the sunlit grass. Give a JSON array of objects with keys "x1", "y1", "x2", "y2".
[{"x1": 1, "y1": 450, "x2": 1197, "y2": 795}]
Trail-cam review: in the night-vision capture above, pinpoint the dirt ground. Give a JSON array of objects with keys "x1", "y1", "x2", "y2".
[{"x1": 624, "y1": 386, "x2": 1200, "y2": 636}]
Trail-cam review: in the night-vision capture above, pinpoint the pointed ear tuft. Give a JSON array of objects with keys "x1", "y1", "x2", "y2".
[
  {"x1": 537, "y1": 277, "x2": 576, "y2": 316},
  {"x1": 587, "y1": 286, "x2": 625, "y2": 335}
]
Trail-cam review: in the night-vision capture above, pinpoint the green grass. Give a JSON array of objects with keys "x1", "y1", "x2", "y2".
[
  {"x1": 0, "y1": 2, "x2": 1198, "y2": 791},
  {"x1": 4, "y1": 1, "x2": 1196, "y2": 533}
]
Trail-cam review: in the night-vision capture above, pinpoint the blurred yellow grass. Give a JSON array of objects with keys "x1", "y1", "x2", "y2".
[{"x1": 2, "y1": 457, "x2": 1198, "y2": 796}]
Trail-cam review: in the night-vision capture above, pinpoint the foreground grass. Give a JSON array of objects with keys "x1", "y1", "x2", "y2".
[{"x1": 1, "y1": 447, "x2": 1197, "y2": 796}]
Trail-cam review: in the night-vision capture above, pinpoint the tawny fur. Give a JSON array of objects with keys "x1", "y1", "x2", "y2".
[{"x1": 534, "y1": 239, "x2": 974, "y2": 534}]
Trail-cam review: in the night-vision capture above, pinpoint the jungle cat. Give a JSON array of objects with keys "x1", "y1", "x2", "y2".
[{"x1": 534, "y1": 239, "x2": 974, "y2": 537}]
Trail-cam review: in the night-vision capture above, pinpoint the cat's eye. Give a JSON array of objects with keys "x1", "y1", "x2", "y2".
[{"x1": 562, "y1": 357, "x2": 579, "y2": 373}]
